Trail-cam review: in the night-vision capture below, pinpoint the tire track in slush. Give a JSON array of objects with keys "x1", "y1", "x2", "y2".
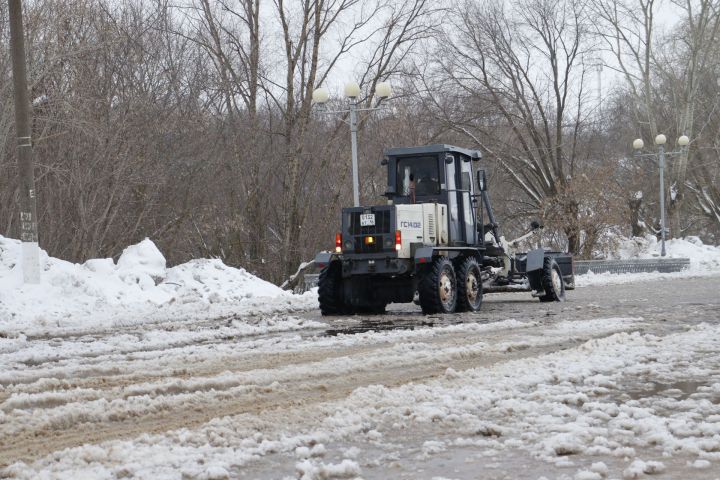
[
  {"x1": 4, "y1": 277, "x2": 719, "y2": 469},
  {"x1": 0, "y1": 342, "x2": 575, "y2": 465},
  {"x1": 1, "y1": 317, "x2": 637, "y2": 467}
]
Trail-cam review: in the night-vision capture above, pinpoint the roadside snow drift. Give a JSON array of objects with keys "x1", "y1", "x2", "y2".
[
  {"x1": 612, "y1": 234, "x2": 720, "y2": 269},
  {"x1": 0, "y1": 236, "x2": 316, "y2": 335},
  {"x1": 577, "y1": 235, "x2": 720, "y2": 287}
]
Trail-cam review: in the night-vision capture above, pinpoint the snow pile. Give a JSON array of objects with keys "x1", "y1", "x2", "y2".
[
  {"x1": 577, "y1": 235, "x2": 720, "y2": 286},
  {"x1": 116, "y1": 239, "x2": 167, "y2": 283},
  {"x1": 613, "y1": 234, "x2": 720, "y2": 270},
  {"x1": 0, "y1": 236, "x2": 316, "y2": 335},
  {"x1": 164, "y1": 258, "x2": 286, "y2": 304}
]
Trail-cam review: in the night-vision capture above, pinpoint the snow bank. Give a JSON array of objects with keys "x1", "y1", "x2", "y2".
[
  {"x1": 577, "y1": 235, "x2": 720, "y2": 287},
  {"x1": 0, "y1": 236, "x2": 316, "y2": 335},
  {"x1": 612, "y1": 234, "x2": 720, "y2": 270}
]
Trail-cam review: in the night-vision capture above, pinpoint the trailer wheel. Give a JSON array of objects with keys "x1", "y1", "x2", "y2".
[
  {"x1": 456, "y1": 257, "x2": 483, "y2": 312},
  {"x1": 318, "y1": 261, "x2": 347, "y2": 315},
  {"x1": 419, "y1": 256, "x2": 457, "y2": 314},
  {"x1": 539, "y1": 258, "x2": 566, "y2": 302}
]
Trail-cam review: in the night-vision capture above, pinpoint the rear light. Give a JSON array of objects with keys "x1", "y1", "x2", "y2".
[
  {"x1": 395, "y1": 230, "x2": 401, "y2": 251},
  {"x1": 364, "y1": 236, "x2": 375, "y2": 245},
  {"x1": 335, "y1": 232, "x2": 342, "y2": 253}
]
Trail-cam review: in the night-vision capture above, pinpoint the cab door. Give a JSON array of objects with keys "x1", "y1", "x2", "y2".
[
  {"x1": 444, "y1": 155, "x2": 461, "y2": 244},
  {"x1": 459, "y1": 157, "x2": 477, "y2": 245},
  {"x1": 444, "y1": 153, "x2": 477, "y2": 245}
]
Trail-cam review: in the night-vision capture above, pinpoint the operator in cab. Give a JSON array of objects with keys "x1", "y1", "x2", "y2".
[{"x1": 399, "y1": 156, "x2": 440, "y2": 202}]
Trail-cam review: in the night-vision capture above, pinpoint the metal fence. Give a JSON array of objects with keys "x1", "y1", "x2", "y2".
[
  {"x1": 574, "y1": 258, "x2": 690, "y2": 275},
  {"x1": 302, "y1": 258, "x2": 691, "y2": 291}
]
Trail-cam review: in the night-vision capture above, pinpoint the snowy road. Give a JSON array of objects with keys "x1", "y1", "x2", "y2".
[{"x1": 2, "y1": 276, "x2": 720, "y2": 479}]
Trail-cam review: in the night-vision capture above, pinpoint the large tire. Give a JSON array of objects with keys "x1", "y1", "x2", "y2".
[
  {"x1": 318, "y1": 261, "x2": 347, "y2": 315},
  {"x1": 539, "y1": 258, "x2": 566, "y2": 302},
  {"x1": 456, "y1": 257, "x2": 483, "y2": 312},
  {"x1": 418, "y1": 256, "x2": 458, "y2": 314}
]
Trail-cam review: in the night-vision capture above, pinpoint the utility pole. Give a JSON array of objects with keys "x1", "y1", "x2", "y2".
[{"x1": 8, "y1": 0, "x2": 40, "y2": 283}]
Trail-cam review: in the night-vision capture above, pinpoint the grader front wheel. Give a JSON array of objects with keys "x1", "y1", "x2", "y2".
[{"x1": 456, "y1": 257, "x2": 483, "y2": 312}]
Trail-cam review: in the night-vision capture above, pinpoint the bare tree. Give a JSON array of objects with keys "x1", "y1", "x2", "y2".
[
  {"x1": 595, "y1": 0, "x2": 720, "y2": 236},
  {"x1": 662, "y1": 0, "x2": 720, "y2": 234},
  {"x1": 186, "y1": 0, "x2": 267, "y2": 267},
  {"x1": 434, "y1": 0, "x2": 594, "y2": 253}
]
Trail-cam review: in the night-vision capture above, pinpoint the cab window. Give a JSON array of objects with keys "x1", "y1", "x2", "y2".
[{"x1": 397, "y1": 156, "x2": 440, "y2": 196}]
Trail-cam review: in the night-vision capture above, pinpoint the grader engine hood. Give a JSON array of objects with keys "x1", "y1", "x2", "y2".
[{"x1": 340, "y1": 203, "x2": 448, "y2": 258}]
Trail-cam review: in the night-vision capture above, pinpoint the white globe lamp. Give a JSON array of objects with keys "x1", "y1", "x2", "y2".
[
  {"x1": 375, "y1": 82, "x2": 392, "y2": 99},
  {"x1": 344, "y1": 82, "x2": 361, "y2": 98},
  {"x1": 312, "y1": 87, "x2": 329, "y2": 104}
]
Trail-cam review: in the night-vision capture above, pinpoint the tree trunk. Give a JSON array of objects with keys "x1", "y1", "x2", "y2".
[{"x1": 629, "y1": 197, "x2": 644, "y2": 237}]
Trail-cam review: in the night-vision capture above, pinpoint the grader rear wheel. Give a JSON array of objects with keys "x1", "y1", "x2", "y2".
[
  {"x1": 539, "y1": 258, "x2": 566, "y2": 302},
  {"x1": 418, "y1": 256, "x2": 458, "y2": 314},
  {"x1": 456, "y1": 257, "x2": 483, "y2": 312}
]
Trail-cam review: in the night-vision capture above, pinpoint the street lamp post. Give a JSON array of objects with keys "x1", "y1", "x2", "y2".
[
  {"x1": 632, "y1": 134, "x2": 689, "y2": 257},
  {"x1": 312, "y1": 81, "x2": 392, "y2": 207},
  {"x1": 345, "y1": 82, "x2": 361, "y2": 208}
]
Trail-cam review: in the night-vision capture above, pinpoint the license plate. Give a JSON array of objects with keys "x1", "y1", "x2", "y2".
[{"x1": 360, "y1": 213, "x2": 375, "y2": 227}]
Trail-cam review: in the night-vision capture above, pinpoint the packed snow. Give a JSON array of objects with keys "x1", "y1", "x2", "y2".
[{"x1": 0, "y1": 236, "x2": 316, "y2": 336}]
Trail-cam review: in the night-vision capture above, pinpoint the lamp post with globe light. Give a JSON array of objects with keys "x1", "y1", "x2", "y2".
[
  {"x1": 312, "y1": 81, "x2": 392, "y2": 207},
  {"x1": 632, "y1": 134, "x2": 690, "y2": 256}
]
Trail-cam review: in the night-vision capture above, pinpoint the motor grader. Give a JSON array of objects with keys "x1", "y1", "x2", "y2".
[{"x1": 314, "y1": 144, "x2": 574, "y2": 315}]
